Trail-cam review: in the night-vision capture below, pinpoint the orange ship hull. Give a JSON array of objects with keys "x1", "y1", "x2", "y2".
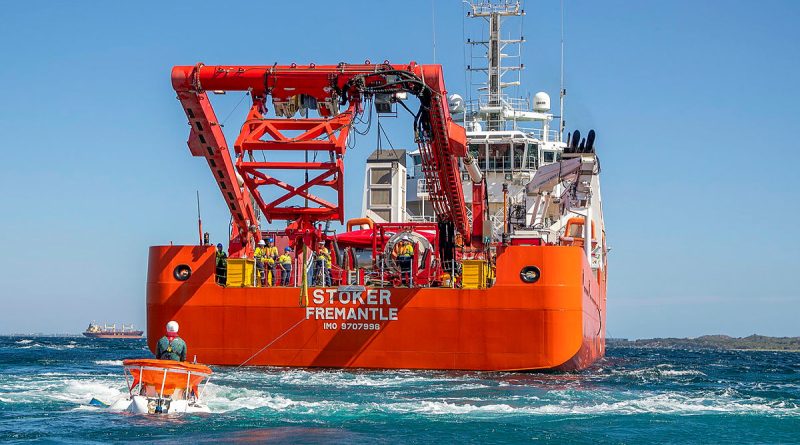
[{"x1": 146, "y1": 245, "x2": 606, "y2": 371}]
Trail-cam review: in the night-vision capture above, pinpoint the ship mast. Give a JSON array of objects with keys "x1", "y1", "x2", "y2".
[{"x1": 467, "y1": 1, "x2": 524, "y2": 131}]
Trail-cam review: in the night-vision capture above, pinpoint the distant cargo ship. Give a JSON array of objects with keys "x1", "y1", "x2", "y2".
[{"x1": 83, "y1": 323, "x2": 143, "y2": 339}]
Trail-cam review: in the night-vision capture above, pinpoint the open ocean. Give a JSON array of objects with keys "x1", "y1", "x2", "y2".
[{"x1": 0, "y1": 336, "x2": 798, "y2": 444}]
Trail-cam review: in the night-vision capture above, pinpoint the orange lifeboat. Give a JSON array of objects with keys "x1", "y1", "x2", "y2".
[{"x1": 115, "y1": 359, "x2": 213, "y2": 414}]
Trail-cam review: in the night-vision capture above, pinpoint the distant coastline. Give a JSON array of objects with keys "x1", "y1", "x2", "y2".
[{"x1": 608, "y1": 335, "x2": 800, "y2": 352}]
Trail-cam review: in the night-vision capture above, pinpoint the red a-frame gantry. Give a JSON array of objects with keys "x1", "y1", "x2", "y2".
[{"x1": 172, "y1": 62, "x2": 472, "y2": 255}]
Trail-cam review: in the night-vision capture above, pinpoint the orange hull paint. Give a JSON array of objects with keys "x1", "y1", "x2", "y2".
[{"x1": 146, "y1": 245, "x2": 606, "y2": 371}]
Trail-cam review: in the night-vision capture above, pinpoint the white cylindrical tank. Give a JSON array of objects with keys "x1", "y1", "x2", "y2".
[{"x1": 533, "y1": 92, "x2": 551, "y2": 112}]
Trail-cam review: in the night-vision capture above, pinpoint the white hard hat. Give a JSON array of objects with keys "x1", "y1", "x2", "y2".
[
  {"x1": 257, "y1": 240, "x2": 266, "y2": 246},
  {"x1": 166, "y1": 320, "x2": 179, "y2": 333}
]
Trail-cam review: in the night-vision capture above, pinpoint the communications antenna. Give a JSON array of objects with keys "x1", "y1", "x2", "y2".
[
  {"x1": 432, "y1": 0, "x2": 437, "y2": 63},
  {"x1": 559, "y1": 0, "x2": 566, "y2": 140}
]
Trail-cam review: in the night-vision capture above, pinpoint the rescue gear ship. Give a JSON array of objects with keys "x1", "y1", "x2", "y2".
[
  {"x1": 83, "y1": 323, "x2": 144, "y2": 339},
  {"x1": 147, "y1": 1, "x2": 607, "y2": 371}
]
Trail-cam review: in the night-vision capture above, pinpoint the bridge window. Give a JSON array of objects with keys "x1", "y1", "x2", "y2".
[
  {"x1": 527, "y1": 143, "x2": 539, "y2": 169},
  {"x1": 513, "y1": 143, "x2": 525, "y2": 170},
  {"x1": 487, "y1": 143, "x2": 511, "y2": 171}
]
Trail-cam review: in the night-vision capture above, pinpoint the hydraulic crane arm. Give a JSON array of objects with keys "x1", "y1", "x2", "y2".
[
  {"x1": 171, "y1": 62, "x2": 470, "y2": 249},
  {"x1": 173, "y1": 87, "x2": 259, "y2": 257}
]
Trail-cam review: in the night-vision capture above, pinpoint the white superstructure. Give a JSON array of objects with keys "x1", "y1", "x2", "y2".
[{"x1": 409, "y1": 0, "x2": 604, "y2": 271}]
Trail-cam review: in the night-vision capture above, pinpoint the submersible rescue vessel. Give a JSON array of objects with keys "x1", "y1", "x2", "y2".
[{"x1": 147, "y1": 1, "x2": 607, "y2": 371}]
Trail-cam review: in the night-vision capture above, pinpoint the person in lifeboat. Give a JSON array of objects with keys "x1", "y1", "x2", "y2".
[{"x1": 156, "y1": 320, "x2": 187, "y2": 361}]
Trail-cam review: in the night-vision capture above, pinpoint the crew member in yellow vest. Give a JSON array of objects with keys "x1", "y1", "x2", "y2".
[
  {"x1": 397, "y1": 239, "x2": 414, "y2": 286},
  {"x1": 215, "y1": 243, "x2": 227, "y2": 286},
  {"x1": 254, "y1": 240, "x2": 268, "y2": 286},
  {"x1": 315, "y1": 242, "x2": 332, "y2": 286},
  {"x1": 488, "y1": 254, "x2": 497, "y2": 286},
  {"x1": 263, "y1": 238, "x2": 278, "y2": 286},
  {"x1": 278, "y1": 247, "x2": 293, "y2": 286}
]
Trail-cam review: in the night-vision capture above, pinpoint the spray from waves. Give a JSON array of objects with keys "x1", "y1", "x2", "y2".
[
  {"x1": 4, "y1": 373, "x2": 365, "y2": 415},
  {"x1": 56, "y1": 380, "x2": 126, "y2": 404},
  {"x1": 0, "y1": 375, "x2": 127, "y2": 406}
]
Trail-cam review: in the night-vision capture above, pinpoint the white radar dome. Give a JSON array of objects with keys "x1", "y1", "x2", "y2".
[
  {"x1": 448, "y1": 94, "x2": 465, "y2": 114},
  {"x1": 533, "y1": 92, "x2": 551, "y2": 112}
]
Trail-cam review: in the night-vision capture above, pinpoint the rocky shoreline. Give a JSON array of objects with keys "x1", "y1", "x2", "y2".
[{"x1": 608, "y1": 335, "x2": 800, "y2": 351}]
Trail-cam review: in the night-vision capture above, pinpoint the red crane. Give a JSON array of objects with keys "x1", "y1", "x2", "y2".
[{"x1": 171, "y1": 62, "x2": 471, "y2": 255}]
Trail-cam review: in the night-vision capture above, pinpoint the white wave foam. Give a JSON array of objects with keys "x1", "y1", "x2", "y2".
[
  {"x1": 387, "y1": 400, "x2": 518, "y2": 415},
  {"x1": 61, "y1": 380, "x2": 125, "y2": 402},
  {"x1": 261, "y1": 369, "x2": 470, "y2": 389},
  {"x1": 659, "y1": 369, "x2": 706, "y2": 376},
  {"x1": 202, "y1": 383, "x2": 357, "y2": 414},
  {"x1": 17, "y1": 343, "x2": 79, "y2": 350},
  {"x1": 94, "y1": 360, "x2": 123, "y2": 366},
  {"x1": 613, "y1": 366, "x2": 706, "y2": 378},
  {"x1": 374, "y1": 391, "x2": 800, "y2": 417},
  {"x1": 0, "y1": 376, "x2": 126, "y2": 407},
  {"x1": 72, "y1": 405, "x2": 103, "y2": 411},
  {"x1": 555, "y1": 393, "x2": 798, "y2": 416},
  {"x1": 15, "y1": 339, "x2": 33, "y2": 345}
]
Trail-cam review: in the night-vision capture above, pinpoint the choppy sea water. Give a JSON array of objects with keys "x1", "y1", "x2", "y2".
[{"x1": 0, "y1": 337, "x2": 798, "y2": 444}]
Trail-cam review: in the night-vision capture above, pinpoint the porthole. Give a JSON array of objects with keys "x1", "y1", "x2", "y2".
[
  {"x1": 520, "y1": 266, "x2": 541, "y2": 283},
  {"x1": 173, "y1": 264, "x2": 192, "y2": 281}
]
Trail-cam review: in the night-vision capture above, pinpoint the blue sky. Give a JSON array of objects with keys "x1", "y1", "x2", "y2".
[{"x1": 0, "y1": 0, "x2": 798, "y2": 338}]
